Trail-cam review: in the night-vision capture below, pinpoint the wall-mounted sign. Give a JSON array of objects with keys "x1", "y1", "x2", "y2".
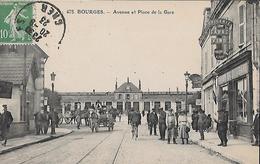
[
  {"x1": 189, "y1": 74, "x2": 202, "y2": 89},
  {"x1": 0, "y1": 81, "x2": 13, "y2": 99},
  {"x1": 214, "y1": 48, "x2": 227, "y2": 60}
]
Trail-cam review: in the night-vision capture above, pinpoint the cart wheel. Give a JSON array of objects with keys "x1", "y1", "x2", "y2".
[
  {"x1": 65, "y1": 117, "x2": 71, "y2": 124},
  {"x1": 58, "y1": 117, "x2": 63, "y2": 125}
]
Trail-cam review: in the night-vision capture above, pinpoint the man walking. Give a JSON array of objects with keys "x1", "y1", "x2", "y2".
[
  {"x1": 167, "y1": 108, "x2": 177, "y2": 144},
  {"x1": 158, "y1": 108, "x2": 166, "y2": 140},
  {"x1": 252, "y1": 108, "x2": 259, "y2": 146},
  {"x1": 130, "y1": 108, "x2": 141, "y2": 140},
  {"x1": 214, "y1": 110, "x2": 228, "y2": 147},
  {"x1": 0, "y1": 105, "x2": 13, "y2": 146},
  {"x1": 198, "y1": 110, "x2": 207, "y2": 140},
  {"x1": 149, "y1": 108, "x2": 158, "y2": 135}
]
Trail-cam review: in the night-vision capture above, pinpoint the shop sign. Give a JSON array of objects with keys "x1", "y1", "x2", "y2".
[
  {"x1": 210, "y1": 18, "x2": 233, "y2": 61},
  {"x1": 0, "y1": 81, "x2": 13, "y2": 99},
  {"x1": 189, "y1": 74, "x2": 202, "y2": 89},
  {"x1": 214, "y1": 48, "x2": 227, "y2": 60}
]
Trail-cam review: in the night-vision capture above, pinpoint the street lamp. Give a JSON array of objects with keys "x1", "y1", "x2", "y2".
[
  {"x1": 50, "y1": 72, "x2": 56, "y2": 134},
  {"x1": 184, "y1": 71, "x2": 190, "y2": 121}
]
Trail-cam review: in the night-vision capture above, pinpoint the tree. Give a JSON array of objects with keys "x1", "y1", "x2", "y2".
[{"x1": 43, "y1": 88, "x2": 61, "y2": 112}]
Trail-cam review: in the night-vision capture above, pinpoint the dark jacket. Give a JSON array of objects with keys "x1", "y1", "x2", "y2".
[
  {"x1": 216, "y1": 111, "x2": 228, "y2": 131},
  {"x1": 131, "y1": 111, "x2": 141, "y2": 125},
  {"x1": 253, "y1": 113, "x2": 259, "y2": 134},
  {"x1": 159, "y1": 111, "x2": 166, "y2": 124},
  {"x1": 149, "y1": 112, "x2": 158, "y2": 125},
  {"x1": 1, "y1": 111, "x2": 13, "y2": 129},
  {"x1": 198, "y1": 113, "x2": 207, "y2": 130}
]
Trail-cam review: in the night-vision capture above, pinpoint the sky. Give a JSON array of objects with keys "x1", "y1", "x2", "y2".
[{"x1": 40, "y1": 0, "x2": 210, "y2": 92}]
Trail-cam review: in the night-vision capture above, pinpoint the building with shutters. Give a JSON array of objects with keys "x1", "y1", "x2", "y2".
[
  {"x1": 0, "y1": 45, "x2": 48, "y2": 137},
  {"x1": 60, "y1": 78, "x2": 199, "y2": 115},
  {"x1": 199, "y1": 0, "x2": 260, "y2": 138}
]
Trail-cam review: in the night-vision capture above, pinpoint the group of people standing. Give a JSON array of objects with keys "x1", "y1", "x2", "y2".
[{"x1": 147, "y1": 108, "x2": 190, "y2": 144}]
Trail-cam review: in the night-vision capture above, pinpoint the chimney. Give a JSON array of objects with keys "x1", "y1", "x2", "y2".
[
  {"x1": 139, "y1": 80, "x2": 141, "y2": 90},
  {"x1": 93, "y1": 89, "x2": 95, "y2": 94},
  {"x1": 115, "y1": 78, "x2": 118, "y2": 90},
  {"x1": 127, "y1": 77, "x2": 129, "y2": 83}
]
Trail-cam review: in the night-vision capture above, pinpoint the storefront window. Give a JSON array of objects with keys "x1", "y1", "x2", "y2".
[{"x1": 236, "y1": 78, "x2": 247, "y2": 122}]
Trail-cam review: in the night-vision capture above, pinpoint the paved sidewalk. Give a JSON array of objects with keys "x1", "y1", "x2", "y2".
[
  {"x1": 189, "y1": 131, "x2": 259, "y2": 164},
  {"x1": 0, "y1": 128, "x2": 72, "y2": 155}
]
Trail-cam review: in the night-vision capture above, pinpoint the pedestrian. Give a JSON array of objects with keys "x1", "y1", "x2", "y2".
[
  {"x1": 34, "y1": 109, "x2": 45, "y2": 135},
  {"x1": 158, "y1": 108, "x2": 166, "y2": 140},
  {"x1": 178, "y1": 111, "x2": 190, "y2": 144},
  {"x1": 191, "y1": 110, "x2": 199, "y2": 132},
  {"x1": 205, "y1": 114, "x2": 212, "y2": 132},
  {"x1": 128, "y1": 108, "x2": 134, "y2": 125},
  {"x1": 166, "y1": 108, "x2": 177, "y2": 144},
  {"x1": 149, "y1": 108, "x2": 158, "y2": 135},
  {"x1": 42, "y1": 108, "x2": 49, "y2": 134},
  {"x1": 214, "y1": 110, "x2": 229, "y2": 147},
  {"x1": 130, "y1": 108, "x2": 141, "y2": 140},
  {"x1": 0, "y1": 105, "x2": 13, "y2": 146},
  {"x1": 142, "y1": 110, "x2": 145, "y2": 117},
  {"x1": 147, "y1": 110, "x2": 151, "y2": 130},
  {"x1": 251, "y1": 108, "x2": 259, "y2": 146},
  {"x1": 198, "y1": 110, "x2": 207, "y2": 140}
]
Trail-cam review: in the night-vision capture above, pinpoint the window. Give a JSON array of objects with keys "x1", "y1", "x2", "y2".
[
  {"x1": 239, "y1": 4, "x2": 246, "y2": 46},
  {"x1": 236, "y1": 78, "x2": 248, "y2": 122},
  {"x1": 165, "y1": 101, "x2": 171, "y2": 110},
  {"x1": 118, "y1": 94, "x2": 122, "y2": 99},
  {"x1": 126, "y1": 94, "x2": 130, "y2": 100}
]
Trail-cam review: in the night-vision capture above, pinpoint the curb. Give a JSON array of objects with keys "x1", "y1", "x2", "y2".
[
  {"x1": 190, "y1": 139, "x2": 241, "y2": 164},
  {"x1": 0, "y1": 130, "x2": 73, "y2": 155}
]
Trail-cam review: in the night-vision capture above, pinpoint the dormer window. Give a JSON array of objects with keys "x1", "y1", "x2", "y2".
[{"x1": 126, "y1": 86, "x2": 130, "y2": 90}]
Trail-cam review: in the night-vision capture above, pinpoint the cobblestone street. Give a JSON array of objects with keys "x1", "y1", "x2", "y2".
[{"x1": 0, "y1": 117, "x2": 230, "y2": 164}]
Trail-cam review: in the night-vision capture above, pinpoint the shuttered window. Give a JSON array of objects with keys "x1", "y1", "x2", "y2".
[{"x1": 239, "y1": 5, "x2": 246, "y2": 45}]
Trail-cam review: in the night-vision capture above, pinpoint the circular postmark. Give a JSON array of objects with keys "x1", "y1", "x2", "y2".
[{"x1": 14, "y1": 1, "x2": 66, "y2": 46}]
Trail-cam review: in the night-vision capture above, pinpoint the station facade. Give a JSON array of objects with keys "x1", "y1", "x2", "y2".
[{"x1": 59, "y1": 78, "x2": 197, "y2": 115}]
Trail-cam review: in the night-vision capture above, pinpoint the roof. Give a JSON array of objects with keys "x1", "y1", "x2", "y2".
[
  {"x1": 0, "y1": 53, "x2": 34, "y2": 85},
  {"x1": 114, "y1": 82, "x2": 141, "y2": 93},
  {"x1": 60, "y1": 92, "x2": 115, "y2": 103}
]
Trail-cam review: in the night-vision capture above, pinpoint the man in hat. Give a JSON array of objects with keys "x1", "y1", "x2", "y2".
[
  {"x1": 149, "y1": 108, "x2": 158, "y2": 135},
  {"x1": 0, "y1": 105, "x2": 13, "y2": 146},
  {"x1": 158, "y1": 107, "x2": 166, "y2": 140},
  {"x1": 167, "y1": 108, "x2": 177, "y2": 144},
  {"x1": 214, "y1": 109, "x2": 229, "y2": 147}
]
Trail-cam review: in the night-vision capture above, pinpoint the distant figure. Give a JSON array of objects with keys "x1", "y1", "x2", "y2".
[
  {"x1": 0, "y1": 105, "x2": 13, "y2": 146},
  {"x1": 205, "y1": 114, "x2": 212, "y2": 132},
  {"x1": 130, "y1": 109, "x2": 141, "y2": 140},
  {"x1": 149, "y1": 108, "x2": 158, "y2": 136},
  {"x1": 158, "y1": 108, "x2": 166, "y2": 140},
  {"x1": 191, "y1": 110, "x2": 199, "y2": 132},
  {"x1": 252, "y1": 108, "x2": 259, "y2": 146},
  {"x1": 128, "y1": 108, "x2": 134, "y2": 125},
  {"x1": 167, "y1": 108, "x2": 177, "y2": 144},
  {"x1": 147, "y1": 110, "x2": 151, "y2": 130},
  {"x1": 142, "y1": 110, "x2": 145, "y2": 117},
  {"x1": 198, "y1": 110, "x2": 207, "y2": 140}
]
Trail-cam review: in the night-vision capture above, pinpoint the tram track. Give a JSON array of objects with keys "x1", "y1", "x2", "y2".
[{"x1": 76, "y1": 128, "x2": 128, "y2": 164}]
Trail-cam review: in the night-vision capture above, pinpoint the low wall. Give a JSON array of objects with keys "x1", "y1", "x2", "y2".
[{"x1": 7, "y1": 122, "x2": 29, "y2": 138}]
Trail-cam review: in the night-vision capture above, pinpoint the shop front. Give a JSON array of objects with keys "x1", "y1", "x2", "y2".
[{"x1": 216, "y1": 51, "x2": 253, "y2": 138}]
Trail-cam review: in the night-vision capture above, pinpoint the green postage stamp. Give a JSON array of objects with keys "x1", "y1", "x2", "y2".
[{"x1": 0, "y1": 1, "x2": 33, "y2": 43}]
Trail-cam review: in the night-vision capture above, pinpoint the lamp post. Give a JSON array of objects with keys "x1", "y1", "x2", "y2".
[
  {"x1": 50, "y1": 72, "x2": 56, "y2": 134},
  {"x1": 184, "y1": 71, "x2": 190, "y2": 121}
]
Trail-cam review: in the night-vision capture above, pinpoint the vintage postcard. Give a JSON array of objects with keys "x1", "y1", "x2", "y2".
[{"x1": 0, "y1": 0, "x2": 259, "y2": 163}]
